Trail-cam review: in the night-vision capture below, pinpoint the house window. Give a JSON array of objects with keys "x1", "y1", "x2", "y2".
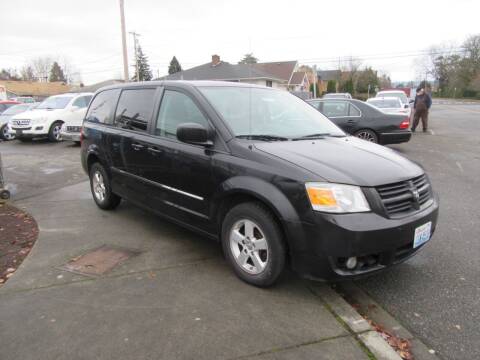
[{"x1": 266, "y1": 80, "x2": 273, "y2": 87}]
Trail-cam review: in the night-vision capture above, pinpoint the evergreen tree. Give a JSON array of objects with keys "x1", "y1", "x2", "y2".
[
  {"x1": 327, "y1": 80, "x2": 336, "y2": 93},
  {"x1": 132, "y1": 45, "x2": 152, "y2": 81},
  {"x1": 238, "y1": 53, "x2": 258, "y2": 64},
  {"x1": 48, "y1": 62, "x2": 66, "y2": 82},
  {"x1": 168, "y1": 56, "x2": 182, "y2": 74}
]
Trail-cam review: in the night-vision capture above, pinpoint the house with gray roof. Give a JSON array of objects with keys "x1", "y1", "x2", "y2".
[{"x1": 160, "y1": 55, "x2": 307, "y2": 91}]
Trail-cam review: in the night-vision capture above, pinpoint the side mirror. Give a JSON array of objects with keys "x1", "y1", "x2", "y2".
[
  {"x1": 177, "y1": 123, "x2": 213, "y2": 146},
  {"x1": 409, "y1": 99, "x2": 414, "y2": 104}
]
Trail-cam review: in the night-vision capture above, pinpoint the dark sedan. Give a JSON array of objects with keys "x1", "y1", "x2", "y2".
[{"x1": 307, "y1": 98, "x2": 411, "y2": 144}]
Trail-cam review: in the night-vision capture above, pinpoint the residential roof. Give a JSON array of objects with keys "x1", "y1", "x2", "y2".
[
  {"x1": 290, "y1": 71, "x2": 307, "y2": 85},
  {"x1": 0, "y1": 80, "x2": 72, "y2": 97},
  {"x1": 252, "y1": 61, "x2": 297, "y2": 82},
  {"x1": 161, "y1": 61, "x2": 284, "y2": 82},
  {"x1": 71, "y1": 79, "x2": 124, "y2": 93},
  {"x1": 316, "y1": 70, "x2": 341, "y2": 81}
]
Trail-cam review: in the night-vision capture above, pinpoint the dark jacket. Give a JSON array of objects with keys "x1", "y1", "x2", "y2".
[{"x1": 414, "y1": 93, "x2": 432, "y2": 111}]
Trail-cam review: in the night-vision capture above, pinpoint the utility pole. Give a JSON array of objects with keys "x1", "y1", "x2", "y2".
[
  {"x1": 312, "y1": 64, "x2": 317, "y2": 98},
  {"x1": 119, "y1": 0, "x2": 129, "y2": 81},
  {"x1": 129, "y1": 31, "x2": 140, "y2": 81}
]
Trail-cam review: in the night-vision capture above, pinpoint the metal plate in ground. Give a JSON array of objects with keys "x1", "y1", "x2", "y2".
[{"x1": 60, "y1": 245, "x2": 140, "y2": 276}]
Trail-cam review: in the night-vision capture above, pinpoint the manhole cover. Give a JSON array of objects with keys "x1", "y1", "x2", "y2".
[{"x1": 60, "y1": 245, "x2": 140, "y2": 276}]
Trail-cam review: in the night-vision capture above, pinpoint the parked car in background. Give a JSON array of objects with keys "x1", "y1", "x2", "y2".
[
  {"x1": 8, "y1": 92, "x2": 93, "y2": 142},
  {"x1": 10, "y1": 96, "x2": 35, "y2": 104},
  {"x1": 0, "y1": 100, "x2": 20, "y2": 114},
  {"x1": 307, "y1": 98, "x2": 411, "y2": 144},
  {"x1": 0, "y1": 103, "x2": 39, "y2": 140},
  {"x1": 81, "y1": 81, "x2": 438, "y2": 287},
  {"x1": 366, "y1": 97, "x2": 411, "y2": 116},
  {"x1": 323, "y1": 92, "x2": 352, "y2": 99},
  {"x1": 60, "y1": 94, "x2": 93, "y2": 144},
  {"x1": 375, "y1": 90, "x2": 411, "y2": 115}
]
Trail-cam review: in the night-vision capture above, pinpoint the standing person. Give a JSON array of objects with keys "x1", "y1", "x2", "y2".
[{"x1": 412, "y1": 88, "x2": 432, "y2": 132}]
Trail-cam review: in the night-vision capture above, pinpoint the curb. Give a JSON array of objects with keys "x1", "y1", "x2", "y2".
[
  {"x1": 334, "y1": 282, "x2": 440, "y2": 360},
  {"x1": 308, "y1": 282, "x2": 402, "y2": 360}
]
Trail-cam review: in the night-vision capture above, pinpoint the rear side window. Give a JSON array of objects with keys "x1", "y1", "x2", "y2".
[
  {"x1": 349, "y1": 104, "x2": 361, "y2": 116},
  {"x1": 85, "y1": 89, "x2": 120, "y2": 125},
  {"x1": 114, "y1": 89, "x2": 156, "y2": 132}
]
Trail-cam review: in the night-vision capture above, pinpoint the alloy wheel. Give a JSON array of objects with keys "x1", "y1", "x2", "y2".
[
  {"x1": 92, "y1": 171, "x2": 106, "y2": 202},
  {"x1": 229, "y1": 219, "x2": 269, "y2": 275},
  {"x1": 2, "y1": 126, "x2": 15, "y2": 140},
  {"x1": 356, "y1": 131, "x2": 376, "y2": 142},
  {"x1": 53, "y1": 124, "x2": 62, "y2": 141}
]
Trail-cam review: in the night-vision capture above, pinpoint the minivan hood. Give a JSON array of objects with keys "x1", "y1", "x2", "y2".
[
  {"x1": 254, "y1": 136, "x2": 423, "y2": 186},
  {"x1": 11, "y1": 108, "x2": 62, "y2": 120}
]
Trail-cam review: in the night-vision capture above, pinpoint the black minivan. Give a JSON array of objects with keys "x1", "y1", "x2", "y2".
[{"x1": 81, "y1": 81, "x2": 439, "y2": 287}]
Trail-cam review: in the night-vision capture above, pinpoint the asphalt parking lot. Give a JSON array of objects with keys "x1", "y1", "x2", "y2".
[{"x1": 0, "y1": 103, "x2": 479, "y2": 360}]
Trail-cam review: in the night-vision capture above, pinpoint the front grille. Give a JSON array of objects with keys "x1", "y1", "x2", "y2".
[
  {"x1": 376, "y1": 174, "x2": 432, "y2": 216},
  {"x1": 66, "y1": 126, "x2": 81, "y2": 132},
  {"x1": 12, "y1": 119, "x2": 31, "y2": 127}
]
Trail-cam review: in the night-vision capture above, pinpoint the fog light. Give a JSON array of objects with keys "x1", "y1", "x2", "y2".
[
  {"x1": 346, "y1": 257, "x2": 357, "y2": 269},
  {"x1": 35, "y1": 126, "x2": 43, "y2": 130}
]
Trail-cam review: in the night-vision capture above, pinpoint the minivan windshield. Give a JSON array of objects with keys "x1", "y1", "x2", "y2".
[
  {"x1": 199, "y1": 87, "x2": 345, "y2": 139},
  {"x1": 37, "y1": 96, "x2": 73, "y2": 109}
]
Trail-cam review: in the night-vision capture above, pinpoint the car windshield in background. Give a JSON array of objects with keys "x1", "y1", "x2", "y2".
[
  {"x1": 324, "y1": 94, "x2": 347, "y2": 99},
  {"x1": 199, "y1": 87, "x2": 345, "y2": 139},
  {"x1": 368, "y1": 99, "x2": 401, "y2": 108},
  {"x1": 377, "y1": 92, "x2": 407, "y2": 103},
  {"x1": 37, "y1": 96, "x2": 73, "y2": 109},
  {"x1": 0, "y1": 104, "x2": 31, "y2": 115}
]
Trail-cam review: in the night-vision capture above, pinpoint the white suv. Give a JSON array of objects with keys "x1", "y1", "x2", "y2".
[{"x1": 8, "y1": 92, "x2": 93, "y2": 142}]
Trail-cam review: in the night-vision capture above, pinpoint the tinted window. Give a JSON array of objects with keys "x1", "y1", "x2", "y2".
[
  {"x1": 349, "y1": 104, "x2": 361, "y2": 116},
  {"x1": 85, "y1": 89, "x2": 120, "y2": 125},
  {"x1": 114, "y1": 89, "x2": 156, "y2": 132},
  {"x1": 156, "y1": 90, "x2": 209, "y2": 138},
  {"x1": 322, "y1": 101, "x2": 349, "y2": 117},
  {"x1": 72, "y1": 95, "x2": 92, "y2": 108}
]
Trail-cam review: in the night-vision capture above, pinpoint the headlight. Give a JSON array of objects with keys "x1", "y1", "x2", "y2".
[{"x1": 305, "y1": 182, "x2": 370, "y2": 213}]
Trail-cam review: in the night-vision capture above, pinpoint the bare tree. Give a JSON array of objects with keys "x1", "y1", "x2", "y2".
[
  {"x1": 30, "y1": 56, "x2": 54, "y2": 82},
  {"x1": 20, "y1": 65, "x2": 36, "y2": 81}
]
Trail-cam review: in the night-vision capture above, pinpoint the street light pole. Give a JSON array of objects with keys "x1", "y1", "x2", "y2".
[{"x1": 119, "y1": 0, "x2": 129, "y2": 81}]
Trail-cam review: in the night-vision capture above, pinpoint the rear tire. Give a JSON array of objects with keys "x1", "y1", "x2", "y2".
[
  {"x1": 354, "y1": 129, "x2": 378, "y2": 143},
  {"x1": 48, "y1": 121, "x2": 63, "y2": 142},
  {"x1": 89, "y1": 163, "x2": 121, "y2": 210},
  {"x1": 221, "y1": 202, "x2": 286, "y2": 287}
]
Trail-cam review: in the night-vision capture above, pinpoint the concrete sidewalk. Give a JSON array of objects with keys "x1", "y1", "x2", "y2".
[{"x1": 0, "y1": 181, "x2": 386, "y2": 360}]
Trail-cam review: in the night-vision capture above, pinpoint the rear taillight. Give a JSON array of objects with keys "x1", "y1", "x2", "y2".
[{"x1": 399, "y1": 118, "x2": 410, "y2": 129}]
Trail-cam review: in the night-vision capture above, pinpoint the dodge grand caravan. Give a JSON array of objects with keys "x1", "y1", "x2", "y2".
[{"x1": 81, "y1": 81, "x2": 439, "y2": 287}]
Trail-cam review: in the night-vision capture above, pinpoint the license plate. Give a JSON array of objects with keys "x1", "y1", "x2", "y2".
[
  {"x1": 413, "y1": 222, "x2": 431, "y2": 248},
  {"x1": 16, "y1": 129, "x2": 23, "y2": 135}
]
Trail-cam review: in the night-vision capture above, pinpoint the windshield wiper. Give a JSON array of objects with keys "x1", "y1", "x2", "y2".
[
  {"x1": 235, "y1": 134, "x2": 289, "y2": 141},
  {"x1": 292, "y1": 133, "x2": 346, "y2": 141}
]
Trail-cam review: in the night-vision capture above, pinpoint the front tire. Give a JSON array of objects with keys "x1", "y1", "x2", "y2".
[
  {"x1": 354, "y1": 129, "x2": 378, "y2": 143},
  {"x1": 221, "y1": 202, "x2": 286, "y2": 287},
  {"x1": 48, "y1": 121, "x2": 63, "y2": 142},
  {"x1": 0, "y1": 124, "x2": 15, "y2": 140},
  {"x1": 89, "y1": 163, "x2": 121, "y2": 210}
]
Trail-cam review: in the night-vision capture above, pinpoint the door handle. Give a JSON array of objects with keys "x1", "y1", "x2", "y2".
[
  {"x1": 147, "y1": 146, "x2": 163, "y2": 155},
  {"x1": 347, "y1": 119, "x2": 356, "y2": 124},
  {"x1": 131, "y1": 143, "x2": 145, "y2": 151}
]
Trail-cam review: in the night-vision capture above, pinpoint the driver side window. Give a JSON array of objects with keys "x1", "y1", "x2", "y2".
[{"x1": 156, "y1": 90, "x2": 209, "y2": 139}]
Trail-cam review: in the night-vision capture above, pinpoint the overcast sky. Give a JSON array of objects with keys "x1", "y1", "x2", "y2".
[{"x1": 1, "y1": 0, "x2": 478, "y2": 84}]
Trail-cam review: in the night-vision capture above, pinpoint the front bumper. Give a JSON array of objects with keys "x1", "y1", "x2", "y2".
[
  {"x1": 288, "y1": 193, "x2": 439, "y2": 281},
  {"x1": 60, "y1": 130, "x2": 81, "y2": 142},
  {"x1": 9, "y1": 126, "x2": 47, "y2": 138}
]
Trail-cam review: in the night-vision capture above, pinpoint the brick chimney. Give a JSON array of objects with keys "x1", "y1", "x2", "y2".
[{"x1": 211, "y1": 54, "x2": 221, "y2": 66}]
